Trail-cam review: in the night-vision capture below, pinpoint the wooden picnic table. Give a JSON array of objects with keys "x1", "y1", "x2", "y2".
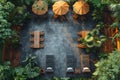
[
  {"x1": 30, "y1": 31, "x2": 44, "y2": 48},
  {"x1": 33, "y1": 31, "x2": 40, "y2": 48}
]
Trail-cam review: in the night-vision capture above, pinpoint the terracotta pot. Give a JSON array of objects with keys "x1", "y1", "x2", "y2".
[
  {"x1": 78, "y1": 31, "x2": 90, "y2": 38},
  {"x1": 40, "y1": 68, "x2": 45, "y2": 74},
  {"x1": 78, "y1": 44, "x2": 87, "y2": 48}
]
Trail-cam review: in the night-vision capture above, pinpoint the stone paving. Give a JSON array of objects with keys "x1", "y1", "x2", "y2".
[{"x1": 20, "y1": 9, "x2": 96, "y2": 78}]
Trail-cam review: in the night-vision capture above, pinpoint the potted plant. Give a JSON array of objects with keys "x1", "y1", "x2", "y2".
[
  {"x1": 32, "y1": 0, "x2": 48, "y2": 15},
  {"x1": 80, "y1": 28, "x2": 106, "y2": 48}
]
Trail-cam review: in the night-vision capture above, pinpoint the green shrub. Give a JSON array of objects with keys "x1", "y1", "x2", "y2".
[
  {"x1": 0, "y1": 61, "x2": 14, "y2": 80},
  {"x1": 0, "y1": 0, "x2": 15, "y2": 44},
  {"x1": 93, "y1": 50, "x2": 120, "y2": 80}
]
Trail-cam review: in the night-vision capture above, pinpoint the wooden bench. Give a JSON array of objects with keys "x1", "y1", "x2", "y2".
[{"x1": 80, "y1": 55, "x2": 91, "y2": 73}]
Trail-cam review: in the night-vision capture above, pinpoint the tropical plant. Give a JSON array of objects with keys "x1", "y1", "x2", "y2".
[
  {"x1": 93, "y1": 50, "x2": 120, "y2": 80},
  {"x1": 9, "y1": 5, "x2": 30, "y2": 27},
  {"x1": 110, "y1": 4, "x2": 120, "y2": 29},
  {"x1": 98, "y1": 52, "x2": 108, "y2": 59},
  {"x1": 85, "y1": 0, "x2": 107, "y2": 21},
  {"x1": 0, "y1": 61, "x2": 14, "y2": 80},
  {"x1": 80, "y1": 27, "x2": 106, "y2": 48},
  {"x1": 14, "y1": 54, "x2": 40, "y2": 80}
]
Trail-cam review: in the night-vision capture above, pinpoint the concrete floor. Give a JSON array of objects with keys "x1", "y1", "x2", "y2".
[{"x1": 20, "y1": 9, "x2": 96, "y2": 78}]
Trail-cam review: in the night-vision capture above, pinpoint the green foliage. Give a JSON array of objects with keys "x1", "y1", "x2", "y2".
[
  {"x1": 14, "y1": 54, "x2": 40, "y2": 80},
  {"x1": 99, "y1": 52, "x2": 108, "y2": 59},
  {"x1": 43, "y1": 0, "x2": 54, "y2": 5},
  {"x1": 63, "y1": 0, "x2": 76, "y2": 5},
  {"x1": 10, "y1": 5, "x2": 30, "y2": 26},
  {"x1": 0, "y1": 54, "x2": 40, "y2": 80},
  {"x1": 88, "y1": 0, "x2": 106, "y2": 21},
  {"x1": 0, "y1": 0, "x2": 16, "y2": 44},
  {"x1": 112, "y1": 32, "x2": 120, "y2": 41},
  {"x1": 93, "y1": 50, "x2": 120, "y2": 80},
  {"x1": 80, "y1": 26, "x2": 106, "y2": 48},
  {"x1": 110, "y1": 4, "x2": 120, "y2": 18},
  {"x1": 43, "y1": 0, "x2": 76, "y2": 5},
  {"x1": 53, "y1": 77, "x2": 91, "y2": 80},
  {"x1": 0, "y1": 61, "x2": 14, "y2": 80},
  {"x1": 24, "y1": 0, "x2": 34, "y2": 5}
]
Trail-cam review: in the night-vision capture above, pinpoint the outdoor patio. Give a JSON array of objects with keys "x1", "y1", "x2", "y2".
[{"x1": 20, "y1": 9, "x2": 95, "y2": 77}]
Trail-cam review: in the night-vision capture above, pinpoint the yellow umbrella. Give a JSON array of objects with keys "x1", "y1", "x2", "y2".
[
  {"x1": 32, "y1": 0, "x2": 48, "y2": 15},
  {"x1": 52, "y1": 0, "x2": 69, "y2": 15},
  {"x1": 73, "y1": 0, "x2": 89, "y2": 15}
]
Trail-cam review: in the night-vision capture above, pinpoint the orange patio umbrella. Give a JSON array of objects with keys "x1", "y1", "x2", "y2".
[
  {"x1": 32, "y1": 0, "x2": 48, "y2": 15},
  {"x1": 73, "y1": 0, "x2": 89, "y2": 15},
  {"x1": 52, "y1": 0, "x2": 69, "y2": 15}
]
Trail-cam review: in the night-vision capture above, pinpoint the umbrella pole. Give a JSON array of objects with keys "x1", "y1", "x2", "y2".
[
  {"x1": 54, "y1": 14, "x2": 58, "y2": 19},
  {"x1": 73, "y1": 13, "x2": 78, "y2": 20},
  {"x1": 80, "y1": 15, "x2": 85, "y2": 30},
  {"x1": 61, "y1": 15, "x2": 66, "y2": 21},
  {"x1": 80, "y1": 15, "x2": 86, "y2": 21},
  {"x1": 81, "y1": 21, "x2": 85, "y2": 30}
]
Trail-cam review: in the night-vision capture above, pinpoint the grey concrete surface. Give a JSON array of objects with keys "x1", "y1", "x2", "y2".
[{"x1": 20, "y1": 9, "x2": 96, "y2": 77}]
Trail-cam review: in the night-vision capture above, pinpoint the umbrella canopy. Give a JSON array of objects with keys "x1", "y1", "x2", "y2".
[
  {"x1": 32, "y1": 0, "x2": 48, "y2": 15},
  {"x1": 73, "y1": 0, "x2": 89, "y2": 15},
  {"x1": 52, "y1": 0, "x2": 69, "y2": 15}
]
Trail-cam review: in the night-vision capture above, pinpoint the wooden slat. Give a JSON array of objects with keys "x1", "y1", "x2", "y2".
[{"x1": 80, "y1": 55, "x2": 91, "y2": 73}]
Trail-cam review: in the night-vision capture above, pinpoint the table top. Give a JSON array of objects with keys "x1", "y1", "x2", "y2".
[{"x1": 33, "y1": 31, "x2": 40, "y2": 48}]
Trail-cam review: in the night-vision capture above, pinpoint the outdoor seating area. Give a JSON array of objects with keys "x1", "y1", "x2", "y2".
[{"x1": 0, "y1": 0, "x2": 120, "y2": 80}]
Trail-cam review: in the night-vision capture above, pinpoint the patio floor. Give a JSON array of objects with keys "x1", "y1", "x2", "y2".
[{"x1": 20, "y1": 9, "x2": 96, "y2": 77}]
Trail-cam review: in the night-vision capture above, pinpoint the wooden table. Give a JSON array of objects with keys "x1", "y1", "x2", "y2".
[{"x1": 33, "y1": 31, "x2": 40, "y2": 48}]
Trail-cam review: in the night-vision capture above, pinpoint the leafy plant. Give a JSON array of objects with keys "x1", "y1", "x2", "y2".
[
  {"x1": 80, "y1": 28, "x2": 106, "y2": 48},
  {"x1": 9, "y1": 5, "x2": 30, "y2": 27},
  {"x1": 86, "y1": 0, "x2": 106, "y2": 21},
  {"x1": 14, "y1": 54, "x2": 40, "y2": 80},
  {"x1": 0, "y1": 0, "x2": 16, "y2": 44},
  {"x1": 99, "y1": 52, "x2": 108, "y2": 59},
  {"x1": 53, "y1": 77, "x2": 92, "y2": 80},
  {"x1": 0, "y1": 61, "x2": 14, "y2": 80},
  {"x1": 93, "y1": 50, "x2": 120, "y2": 80}
]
